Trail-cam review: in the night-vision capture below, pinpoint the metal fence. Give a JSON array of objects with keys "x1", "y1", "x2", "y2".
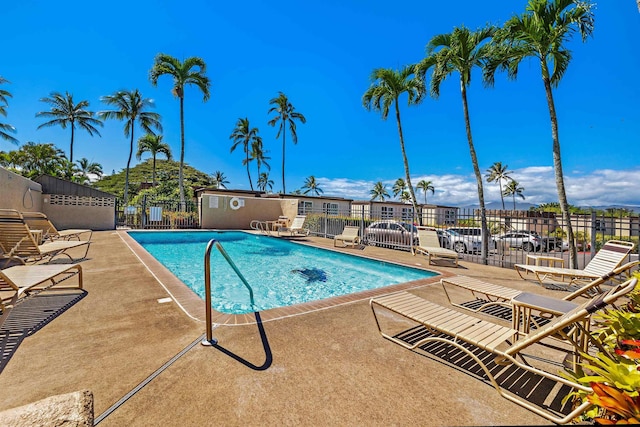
[
  {"x1": 302, "y1": 206, "x2": 640, "y2": 269},
  {"x1": 116, "y1": 196, "x2": 200, "y2": 229}
]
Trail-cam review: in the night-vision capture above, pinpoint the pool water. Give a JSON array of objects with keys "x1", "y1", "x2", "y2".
[{"x1": 128, "y1": 231, "x2": 437, "y2": 314}]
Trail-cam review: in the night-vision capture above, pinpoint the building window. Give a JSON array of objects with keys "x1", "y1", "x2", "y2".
[
  {"x1": 595, "y1": 219, "x2": 607, "y2": 232},
  {"x1": 298, "y1": 201, "x2": 313, "y2": 215},
  {"x1": 401, "y1": 207, "x2": 413, "y2": 221},
  {"x1": 381, "y1": 206, "x2": 394, "y2": 219},
  {"x1": 444, "y1": 209, "x2": 456, "y2": 225},
  {"x1": 322, "y1": 202, "x2": 338, "y2": 216}
]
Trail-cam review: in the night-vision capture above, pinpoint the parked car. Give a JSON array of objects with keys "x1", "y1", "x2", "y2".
[
  {"x1": 495, "y1": 231, "x2": 542, "y2": 252},
  {"x1": 443, "y1": 227, "x2": 495, "y2": 254},
  {"x1": 365, "y1": 220, "x2": 418, "y2": 248},
  {"x1": 436, "y1": 229, "x2": 451, "y2": 249}
]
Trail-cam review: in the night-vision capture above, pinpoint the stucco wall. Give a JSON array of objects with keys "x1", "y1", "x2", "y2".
[
  {"x1": 0, "y1": 166, "x2": 43, "y2": 212},
  {"x1": 42, "y1": 194, "x2": 115, "y2": 231},
  {"x1": 200, "y1": 194, "x2": 298, "y2": 229}
]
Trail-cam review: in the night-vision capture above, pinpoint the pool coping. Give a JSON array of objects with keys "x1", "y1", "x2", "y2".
[{"x1": 118, "y1": 230, "x2": 455, "y2": 326}]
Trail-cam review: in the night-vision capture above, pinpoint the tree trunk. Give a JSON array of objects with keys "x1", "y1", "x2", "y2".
[
  {"x1": 123, "y1": 120, "x2": 135, "y2": 205},
  {"x1": 70, "y1": 122, "x2": 75, "y2": 163},
  {"x1": 246, "y1": 148, "x2": 254, "y2": 191},
  {"x1": 461, "y1": 78, "x2": 489, "y2": 264},
  {"x1": 179, "y1": 95, "x2": 185, "y2": 207},
  {"x1": 499, "y1": 182, "x2": 505, "y2": 210},
  {"x1": 394, "y1": 99, "x2": 419, "y2": 225},
  {"x1": 281, "y1": 128, "x2": 286, "y2": 194},
  {"x1": 542, "y1": 64, "x2": 577, "y2": 268},
  {"x1": 152, "y1": 155, "x2": 157, "y2": 187}
]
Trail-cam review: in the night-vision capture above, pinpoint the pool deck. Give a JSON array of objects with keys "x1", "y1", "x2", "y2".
[{"x1": 0, "y1": 230, "x2": 572, "y2": 425}]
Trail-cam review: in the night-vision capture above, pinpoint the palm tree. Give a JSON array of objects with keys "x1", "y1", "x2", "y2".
[
  {"x1": 485, "y1": 161, "x2": 513, "y2": 210},
  {"x1": 370, "y1": 181, "x2": 390, "y2": 201},
  {"x1": 267, "y1": 92, "x2": 306, "y2": 194},
  {"x1": 0, "y1": 76, "x2": 18, "y2": 145},
  {"x1": 36, "y1": 91, "x2": 103, "y2": 162},
  {"x1": 75, "y1": 158, "x2": 103, "y2": 183},
  {"x1": 392, "y1": 178, "x2": 407, "y2": 199},
  {"x1": 301, "y1": 176, "x2": 323, "y2": 196},
  {"x1": 250, "y1": 138, "x2": 270, "y2": 186},
  {"x1": 415, "y1": 25, "x2": 496, "y2": 264},
  {"x1": 400, "y1": 191, "x2": 412, "y2": 203},
  {"x1": 149, "y1": 54, "x2": 211, "y2": 204},
  {"x1": 98, "y1": 89, "x2": 162, "y2": 205},
  {"x1": 212, "y1": 170, "x2": 228, "y2": 189},
  {"x1": 416, "y1": 179, "x2": 435, "y2": 204},
  {"x1": 503, "y1": 179, "x2": 525, "y2": 210},
  {"x1": 486, "y1": 0, "x2": 595, "y2": 268},
  {"x1": 136, "y1": 133, "x2": 172, "y2": 187},
  {"x1": 230, "y1": 117, "x2": 261, "y2": 191},
  {"x1": 257, "y1": 172, "x2": 274, "y2": 192},
  {"x1": 362, "y1": 66, "x2": 424, "y2": 221}
]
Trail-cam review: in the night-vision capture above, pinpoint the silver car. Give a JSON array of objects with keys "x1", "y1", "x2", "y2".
[{"x1": 365, "y1": 220, "x2": 418, "y2": 248}]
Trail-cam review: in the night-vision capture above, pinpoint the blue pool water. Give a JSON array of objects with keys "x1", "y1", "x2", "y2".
[{"x1": 128, "y1": 231, "x2": 437, "y2": 314}]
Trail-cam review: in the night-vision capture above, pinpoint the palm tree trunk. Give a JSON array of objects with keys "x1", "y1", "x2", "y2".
[
  {"x1": 124, "y1": 123, "x2": 135, "y2": 205},
  {"x1": 461, "y1": 79, "x2": 488, "y2": 264},
  {"x1": 246, "y1": 149, "x2": 254, "y2": 191},
  {"x1": 70, "y1": 123, "x2": 75, "y2": 163},
  {"x1": 179, "y1": 95, "x2": 185, "y2": 207},
  {"x1": 499, "y1": 182, "x2": 505, "y2": 210},
  {"x1": 281, "y1": 129, "x2": 286, "y2": 194},
  {"x1": 152, "y1": 155, "x2": 157, "y2": 187},
  {"x1": 394, "y1": 99, "x2": 419, "y2": 225},
  {"x1": 542, "y1": 70, "x2": 577, "y2": 268}
]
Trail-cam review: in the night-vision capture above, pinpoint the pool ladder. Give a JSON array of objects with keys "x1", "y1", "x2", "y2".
[
  {"x1": 249, "y1": 220, "x2": 271, "y2": 235},
  {"x1": 202, "y1": 239, "x2": 256, "y2": 345}
]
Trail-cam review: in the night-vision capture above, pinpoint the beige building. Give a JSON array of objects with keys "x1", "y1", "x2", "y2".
[{"x1": 350, "y1": 200, "x2": 457, "y2": 226}]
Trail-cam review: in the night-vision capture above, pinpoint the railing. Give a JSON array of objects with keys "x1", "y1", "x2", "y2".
[{"x1": 201, "y1": 239, "x2": 256, "y2": 345}]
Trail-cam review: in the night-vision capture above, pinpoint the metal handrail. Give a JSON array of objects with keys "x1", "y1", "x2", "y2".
[{"x1": 202, "y1": 239, "x2": 256, "y2": 345}]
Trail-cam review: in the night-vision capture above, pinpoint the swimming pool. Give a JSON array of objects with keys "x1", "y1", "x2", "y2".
[{"x1": 128, "y1": 231, "x2": 437, "y2": 314}]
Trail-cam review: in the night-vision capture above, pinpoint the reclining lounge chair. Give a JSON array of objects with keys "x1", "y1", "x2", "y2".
[
  {"x1": 370, "y1": 277, "x2": 638, "y2": 424},
  {"x1": 514, "y1": 240, "x2": 635, "y2": 286},
  {"x1": 334, "y1": 226, "x2": 360, "y2": 248},
  {"x1": 22, "y1": 211, "x2": 92, "y2": 242},
  {"x1": 413, "y1": 228, "x2": 459, "y2": 266},
  {"x1": 277, "y1": 215, "x2": 310, "y2": 237}
]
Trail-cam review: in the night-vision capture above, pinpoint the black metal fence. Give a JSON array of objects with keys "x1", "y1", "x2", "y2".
[{"x1": 115, "y1": 196, "x2": 200, "y2": 229}]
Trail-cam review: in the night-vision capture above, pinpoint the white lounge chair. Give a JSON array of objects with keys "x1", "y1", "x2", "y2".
[
  {"x1": 413, "y1": 228, "x2": 458, "y2": 266},
  {"x1": 21, "y1": 211, "x2": 92, "y2": 242},
  {"x1": 277, "y1": 215, "x2": 310, "y2": 237},
  {"x1": 334, "y1": 226, "x2": 360, "y2": 248}
]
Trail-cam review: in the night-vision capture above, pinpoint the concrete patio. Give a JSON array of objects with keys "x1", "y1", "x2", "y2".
[{"x1": 0, "y1": 230, "x2": 577, "y2": 425}]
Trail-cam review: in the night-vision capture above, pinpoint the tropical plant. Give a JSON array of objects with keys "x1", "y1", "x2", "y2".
[
  {"x1": 415, "y1": 25, "x2": 496, "y2": 264},
  {"x1": 0, "y1": 76, "x2": 18, "y2": 145},
  {"x1": 362, "y1": 66, "x2": 423, "y2": 220},
  {"x1": 3, "y1": 142, "x2": 67, "y2": 178},
  {"x1": 75, "y1": 158, "x2": 103, "y2": 184},
  {"x1": 136, "y1": 133, "x2": 172, "y2": 187},
  {"x1": 250, "y1": 137, "x2": 270, "y2": 187},
  {"x1": 98, "y1": 89, "x2": 162, "y2": 205},
  {"x1": 370, "y1": 181, "x2": 390, "y2": 201},
  {"x1": 486, "y1": 161, "x2": 513, "y2": 210},
  {"x1": 392, "y1": 178, "x2": 407, "y2": 199},
  {"x1": 230, "y1": 117, "x2": 261, "y2": 191},
  {"x1": 400, "y1": 191, "x2": 412, "y2": 203},
  {"x1": 36, "y1": 91, "x2": 103, "y2": 162},
  {"x1": 302, "y1": 175, "x2": 323, "y2": 196},
  {"x1": 416, "y1": 179, "x2": 435, "y2": 204},
  {"x1": 211, "y1": 170, "x2": 228, "y2": 189},
  {"x1": 503, "y1": 179, "x2": 525, "y2": 210},
  {"x1": 267, "y1": 91, "x2": 306, "y2": 194},
  {"x1": 486, "y1": 0, "x2": 595, "y2": 269},
  {"x1": 257, "y1": 172, "x2": 274, "y2": 192},
  {"x1": 149, "y1": 53, "x2": 211, "y2": 205}
]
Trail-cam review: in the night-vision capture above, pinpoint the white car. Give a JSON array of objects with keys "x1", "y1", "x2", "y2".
[{"x1": 443, "y1": 227, "x2": 495, "y2": 254}]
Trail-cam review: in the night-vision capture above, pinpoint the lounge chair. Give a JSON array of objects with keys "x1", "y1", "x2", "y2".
[
  {"x1": 277, "y1": 215, "x2": 310, "y2": 237},
  {"x1": 0, "y1": 263, "x2": 83, "y2": 328},
  {"x1": 370, "y1": 277, "x2": 638, "y2": 424},
  {"x1": 334, "y1": 226, "x2": 360, "y2": 248},
  {"x1": 514, "y1": 240, "x2": 635, "y2": 286},
  {"x1": 21, "y1": 211, "x2": 92, "y2": 242},
  {"x1": 441, "y1": 260, "x2": 640, "y2": 317},
  {"x1": 0, "y1": 209, "x2": 91, "y2": 264},
  {"x1": 413, "y1": 228, "x2": 459, "y2": 266}
]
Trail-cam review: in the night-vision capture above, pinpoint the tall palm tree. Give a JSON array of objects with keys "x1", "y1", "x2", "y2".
[
  {"x1": 370, "y1": 181, "x2": 390, "y2": 201},
  {"x1": 415, "y1": 25, "x2": 496, "y2": 264},
  {"x1": 301, "y1": 176, "x2": 323, "y2": 196},
  {"x1": 230, "y1": 117, "x2": 261, "y2": 191},
  {"x1": 486, "y1": 0, "x2": 594, "y2": 268},
  {"x1": 392, "y1": 178, "x2": 407, "y2": 199},
  {"x1": 503, "y1": 179, "x2": 525, "y2": 210},
  {"x1": 212, "y1": 170, "x2": 228, "y2": 189},
  {"x1": 267, "y1": 92, "x2": 306, "y2": 194},
  {"x1": 136, "y1": 133, "x2": 172, "y2": 187},
  {"x1": 0, "y1": 76, "x2": 18, "y2": 145},
  {"x1": 400, "y1": 191, "x2": 412, "y2": 203},
  {"x1": 416, "y1": 179, "x2": 435, "y2": 204},
  {"x1": 149, "y1": 54, "x2": 211, "y2": 204},
  {"x1": 257, "y1": 172, "x2": 274, "y2": 192},
  {"x1": 362, "y1": 66, "x2": 424, "y2": 221},
  {"x1": 98, "y1": 89, "x2": 162, "y2": 205},
  {"x1": 36, "y1": 91, "x2": 103, "y2": 162},
  {"x1": 250, "y1": 138, "x2": 270, "y2": 186},
  {"x1": 485, "y1": 161, "x2": 513, "y2": 210},
  {"x1": 75, "y1": 157, "x2": 103, "y2": 183}
]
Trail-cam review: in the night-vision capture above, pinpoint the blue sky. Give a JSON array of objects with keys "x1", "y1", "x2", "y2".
[{"x1": 2, "y1": 0, "x2": 639, "y2": 207}]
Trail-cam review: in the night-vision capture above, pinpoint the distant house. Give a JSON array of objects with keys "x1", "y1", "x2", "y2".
[
  {"x1": 350, "y1": 200, "x2": 458, "y2": 226},
  {"x1": 262, "y1": 193, "x2": 353, "y2": 216}
]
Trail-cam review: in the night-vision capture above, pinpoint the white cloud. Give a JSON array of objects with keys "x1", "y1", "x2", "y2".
[{"x1": 316, "y1": 167, "x2": 640, "y2": 208}]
